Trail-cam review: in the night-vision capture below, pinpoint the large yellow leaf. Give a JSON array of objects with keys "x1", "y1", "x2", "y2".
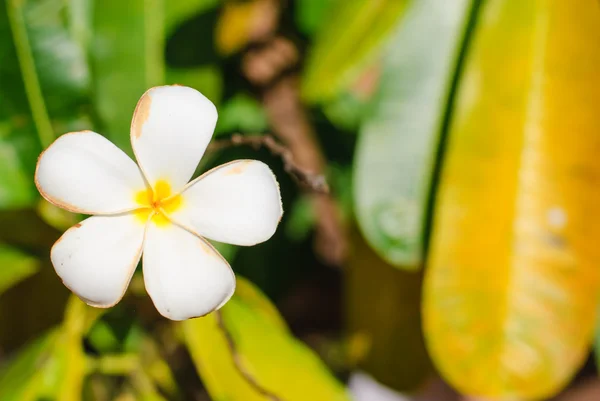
[
  {"x1": 183, "y1": 277, "x2": 350, "y2": 401},
  {"x1": 424, "y1": 0, "x2": 600, "y2": 399}
]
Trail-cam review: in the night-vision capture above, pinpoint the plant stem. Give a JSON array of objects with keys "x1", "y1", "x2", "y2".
[
  {"x1": 6, "y1": 0, "x2": 55, "y2": 148},
  {"x1": 144, "y1": 0, "x2": 164, "y2": 86},
  {"x1": 94, "y1": 354, "x2": 140, "y2": 375}
]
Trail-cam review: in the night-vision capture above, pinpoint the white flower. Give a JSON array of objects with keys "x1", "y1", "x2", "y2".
[{"x1": 35, "y1": 86, "x2": 283, "y2": 321}]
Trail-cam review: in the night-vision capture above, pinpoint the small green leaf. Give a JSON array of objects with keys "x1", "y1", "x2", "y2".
[
  {"x1": 214, "y1": 94, "x2": 268, "y2": 135},
  {"x1": 322, "y1": 91, "x2": 371, "y2": 131},
  {"x1": 166, "y1": 66, "x2": 222, "y2": 106},
  {"x1": 87, "y1": 320, "x2": 121, "y2": 353},
  {"x1": 0, "y1": 134, "x2": 37, "y2": 208},
  {"x1": 210, "y1": 241, "x2": 237, "y2": 262},
  {"x1": 183, "y1": 277, "x2": 350, "y2": 401},
  {"x1": 354, "y1": 0, "x2": 475, "y2": 267},
  {"x1": 302, "y1": 0, "x2": 408, "y2": 102},
  {"x1": 285, "y1": 195, "x2": 316, "y2": 242},
  {"x1": 0, "y1": 244, "x2": 39, "y2": 296},
  {"x1": 36, "y1": 199, "x2": 82, "y2": 231}
]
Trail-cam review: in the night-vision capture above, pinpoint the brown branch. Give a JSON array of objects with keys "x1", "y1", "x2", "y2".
[
  {"x1": 229, "y1": 0, "x2": 348, "y2": 266},
  {"x1": 208, "y1": 134, "x2": 329, "y2": 194},
  {"x1": 214, "y1": 310, "x2": 283, "y2": 401},
  {"x1": 261, "y1": 76, "x2": 348, "y2": 266}
]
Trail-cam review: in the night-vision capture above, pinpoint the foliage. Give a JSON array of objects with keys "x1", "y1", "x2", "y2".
[
  {"x1": 354, "y1": 0, "x2": 475, "y2": 267},
  {"x1": 183, "y1": 278, "x2": 350, "y2": 401}
]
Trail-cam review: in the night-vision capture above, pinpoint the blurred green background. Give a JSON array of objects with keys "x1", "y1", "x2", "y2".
[{"x1": 2, "y1": 0, "x2": 600, "y2": 400}]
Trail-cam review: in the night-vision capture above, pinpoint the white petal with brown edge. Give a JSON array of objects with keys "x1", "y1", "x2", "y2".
[
  {"x1": 51, "y1": 214, "x2": 145, "y2": 308},
  {"x1": 143, "y1": 222, "x2": 235, "y2": 321},
  {"x1": 36, "y1": 131, "x2": 147, "y2": 214},
  {"x1": 131, "y1": 85, "x2": 218, "y2": 193},
  {"x1": 168, "y1": 160, "x2": 283, "y2": 246}
]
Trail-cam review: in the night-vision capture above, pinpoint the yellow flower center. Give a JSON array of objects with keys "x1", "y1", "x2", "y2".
[{"x1": 134, "y1": 179, "x2": 183, "y2": 226}]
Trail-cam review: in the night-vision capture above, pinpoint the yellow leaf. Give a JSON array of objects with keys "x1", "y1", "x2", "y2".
[
  {"x1": 183, "y1": 277, "x2": 351, "y2": 401},
  {"x1": 424, "y1": 0, "x2": 600, "y2": 399},
  {"x1": 215, "y1": 0, "x2": 277, "y2": 55}
]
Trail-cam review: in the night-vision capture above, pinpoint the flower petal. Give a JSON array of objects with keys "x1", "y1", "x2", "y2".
[
  {"x1": 168, "y1": 160, "x2": 283, "y2": 246},
  {"x1": 143, "y1": 222, "x2": 235, "y2": 321},
  {"x1": 51, "y1": 213, "x2": 145, "y2": 307},
  {"x1": 130, "y1": 85, "x2": 217, "y2": 193},
  {"x1": 36, "y1": 131, "x2": 146, "y2": 214}
]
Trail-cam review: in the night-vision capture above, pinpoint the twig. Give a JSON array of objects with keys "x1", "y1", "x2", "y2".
[
  {"x1": 232, "y1": 0, "x2": 348, "y2": 265},
  {"x1": 214, "y1": 310, "x2": 283, "y2": 401},
  {"x1": 261, "y1": 77, "x2": 348, "y2": 265},
  {"x1": 208, "y1": 134, "x2": 329, "y2": 194}
]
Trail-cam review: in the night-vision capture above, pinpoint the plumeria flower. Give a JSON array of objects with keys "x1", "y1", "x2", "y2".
[{"x1": 35, "y1": 86, "x2": 283, "y2": 320}]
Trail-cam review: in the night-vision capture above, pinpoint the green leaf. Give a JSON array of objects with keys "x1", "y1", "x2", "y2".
[
  {"x1": 41, "y1": 296, "x2": 104, "y2": 400},
  {"x1": 92, "y1": 0, "x2": 222, "y2": 153},
  {"x1": 0, "y1": 296, "x2": 104, "y2": 401},
  {"x1": 0, "y1": 329, "x2": 58, "y2": 401},
  {"x1": 0, "y1": 244, "x2": 39, "y2": 296},
  {"x1": 36, "y1": 199, "x2": 82, "y2": 231},
  {"x1": 183, "y1": 277, "x2": 350, "y2": 401},
  {"x1": 24, "y1": 0, "x2": 90, "y2": 118},
  {"x1": 294, "y1": 0, "x2": 335, "y2": 37},
  {"x1": 91, "y1": 0, "x2": 164, "y2": 153},
  {"x1": 214, "y1": 93, "x2": 268, "y2": 135},
  {"x1": 353, "y1": 0, "x2": 475, "y2": 268},
  {"x1": 285, "y1": 195, "x2": 316, "y2": 242},
  {"x1": 210, "y1": 241, "x2": 237, "y2": 262},
  {"x1": 87, "y1": 319, "x2": 121, "y2": 353},
  {"x1": 166, "y1": 66, "x2": 222, "y2": 105},
  {"x1": 322, "y1": 91, "x2": 371, "y2": 131},
  {"x1": 66, "y1": 0, "x2": 93, "y2": 55},
  {"x1": 0, "y1": 131, "x2": 37, "y2": 208},
  {"x1": 0, "y1": 0, "x2": 92, "y2": 208},
  {"x1": 302, "y1": 0, "x2": 409, "y2": 103},
  {"x1": 165, "y1": 0, "x2": 220, "y2": 36}
]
